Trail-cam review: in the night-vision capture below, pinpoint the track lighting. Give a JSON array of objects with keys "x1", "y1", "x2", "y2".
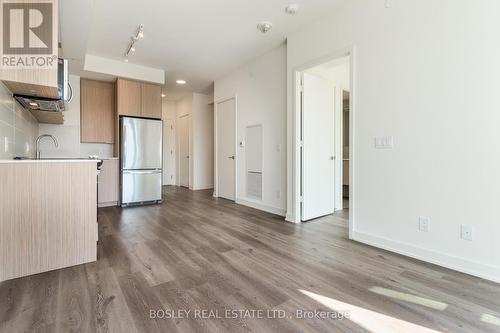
[{"x1": 124, "y1": 24, "x2": 144, "y2": 61}]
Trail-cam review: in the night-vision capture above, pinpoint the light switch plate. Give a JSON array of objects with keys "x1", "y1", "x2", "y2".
[{"x1": 375, "y1": 136, "x2": 394, "y2": 149}]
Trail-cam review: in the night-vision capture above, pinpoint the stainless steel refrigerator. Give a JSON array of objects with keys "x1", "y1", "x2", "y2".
[{"x1": 120, "y1": 117, "x2": 162, "y2": 206}]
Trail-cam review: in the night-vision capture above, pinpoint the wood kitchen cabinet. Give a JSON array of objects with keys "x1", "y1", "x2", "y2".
[
  {"x1": 141, "y1": 83, "x2": 162, "y2": 119},
  {"x1": 116, "y1": 78, "x2": 142, "y2": 117},
  {"x1": 80, "y1": 79, "x2": 115, "y2": 143},
  {"x1": 98, "y1": 159, "x2": 119, "y2": 207},
  {"x1": 116, "y1": 78, "x2": 162, "y2": 119}
]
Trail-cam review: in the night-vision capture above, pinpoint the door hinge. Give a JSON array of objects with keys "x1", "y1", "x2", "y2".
[
  {"x1": 300, "y1": 195, "x2": 304, "y2": 203},
  {"x1": 299, "y1": 141, "x2": 303, "y2": 148}
]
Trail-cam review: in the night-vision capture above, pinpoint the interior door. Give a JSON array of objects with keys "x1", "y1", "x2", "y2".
[
  {"x1": 163, "y1": 119, "x2": 175, "y2": 185},
  {"x1": 178, "y1": 115, "x2": 190, "y2": 187},
  {"x1": 301, "y1": 73, "x2": 335, "y2": 221},
  {"x1": 216, "y1": 98, "x2": 236, "y2": 200}
]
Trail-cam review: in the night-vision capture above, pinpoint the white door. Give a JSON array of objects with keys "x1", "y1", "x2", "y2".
[
  {"x1": 216, "y1": 98, "x2": 236, "y2": 200},
  {"x1": 163, "y1": 119, "x2": 175, "y2": 185},
  {"x1": 301, "y1": 73, "x2": 335, "y2": 221},
  {"x1": 178, "y1": 115, "x2": 190, "y2": 188}
]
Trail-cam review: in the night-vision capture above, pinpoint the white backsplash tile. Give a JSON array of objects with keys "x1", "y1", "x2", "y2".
[{"x1": 0, "y1": 82, "x2": 38, "y2": 160}]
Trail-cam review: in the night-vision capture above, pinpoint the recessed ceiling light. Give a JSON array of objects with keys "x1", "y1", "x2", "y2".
[
  {"x1": 28, "y1": 102, "x2": 38, "y2": 107},
  {"x1": 176, "y1": 80, "x2": 187, "y2": 85},
  {"x1": 161, "y1": 93, "x2": 166, "y2": 98},
  {"x1": 285, "y1": 4, "x2": 299, "y2": 15},
  {"x1": 257, "y1": 21, "x2": 273, "y2": 34},
  {"x1": 124, "y1": 57, "x2": 129, "y2": 62}
]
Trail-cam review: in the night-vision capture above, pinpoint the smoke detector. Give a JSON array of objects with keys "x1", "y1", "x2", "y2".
[
  {"x1": 285, "y1": 4, "x2": 299, "y2": 15},
  {"x1": 257, "y1": 22, "x2": 273, "y2": 34}
]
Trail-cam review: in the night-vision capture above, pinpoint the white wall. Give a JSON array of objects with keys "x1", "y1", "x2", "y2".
[
  {"x1": 287, "y1": 0, "x2": 500, "y2": 282},
  {"x1": 192, "y1": 93, "x2": 214, "y2": 190},
  {"x1": 38, "y1": 75, "x2": 113, "y2": 158},
  {"x1": 174, "y1": 93, "x2": 213, "y2": 190},
  {"x1": 0, "y1": 83, "x2": 39, "y2": 159},
  {"x1": 162, "y1": 100, "x2": 177, "y2": 185},
  {"x1": 214, "y1": 44, "x2": 287, "y2": 216},
  {"x1": 176, "y1": 95, "x2": 193, "y2": 187}
]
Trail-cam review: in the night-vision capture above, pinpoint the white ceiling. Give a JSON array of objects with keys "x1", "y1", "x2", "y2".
[{"x1": 60, "y1": 0, "x2": 347, "y2": 100}]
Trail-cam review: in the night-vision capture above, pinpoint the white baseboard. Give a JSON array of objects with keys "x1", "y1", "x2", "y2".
[
  {"x1": 352, "y1": 231, "x2": 500, "y2": 284},
  {"x1": 236, "y1": 197, "x2": 286, "y2": 217},
  {"x1": 191, "y1": 184, "x2": 214, "y2": 191}
]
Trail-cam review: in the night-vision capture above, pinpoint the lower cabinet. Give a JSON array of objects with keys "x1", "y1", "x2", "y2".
[{"x1": 98, "y1": 159, "x2": 119, "y2": 207}]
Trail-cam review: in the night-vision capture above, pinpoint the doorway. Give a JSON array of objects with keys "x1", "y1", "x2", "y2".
[
  {"x1": 298, "y1": 55, "x2": 352, "y2": 223},
  {"x1": 215, "y1": 97, "x2": 236, "y2": 201},
  {"x1": 178, "y1": 114, "x2": 190, "y2": 188}
]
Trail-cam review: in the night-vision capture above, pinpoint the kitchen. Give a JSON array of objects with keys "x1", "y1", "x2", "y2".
[
  {"x1": 0, "y1": 0, "x2": 165, "y2": 282},
  {"x1": 2, "y1": 1, "x2": 500, "y2": 332},
  {"x1": 0, "y1": 71, "x2": 164, "y2": 283}
]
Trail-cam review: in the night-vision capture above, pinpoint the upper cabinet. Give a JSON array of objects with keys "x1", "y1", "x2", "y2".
[
  {"x1": 116, "y1": 79, "x2": 141, "y2": 117},
  {"x1": 80, "y1": 79, "x2": 115, "y2": 144},
  {"x1": 116, "y1": 78, "x2": 162, "y2": 119},
  {"x1": 141, "y1": 83, "x2": 162, "y2": 119}
]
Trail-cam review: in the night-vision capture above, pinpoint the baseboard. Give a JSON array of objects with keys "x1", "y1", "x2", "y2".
[
  {"x1": 352, "y1": 231, "x2": 500, "y2": 283},
  {"x1": 236, "y1": 197, "x2": 286, "y2": 217},
  {"x1": 191, "y1": 184, "x2": 214, "y2": 191},
  {"x1": 98, "y1": 202, "x2": 118, "y2": 208}
]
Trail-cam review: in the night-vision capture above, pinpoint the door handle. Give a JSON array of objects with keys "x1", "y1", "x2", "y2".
[
  {"x1": 186, "y1": 155, "x2": 189, "y2": 158},
  {"x1": 228, "y1": 155, "x2": 235, "y2": 160},
  {"x1": 330, "y1": 156, "x2": 335, "y2": 160}
]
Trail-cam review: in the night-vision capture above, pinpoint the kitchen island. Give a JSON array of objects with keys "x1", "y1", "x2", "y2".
[{"x1": 0, "y1": 159, "x2": 98, "y2": 282}]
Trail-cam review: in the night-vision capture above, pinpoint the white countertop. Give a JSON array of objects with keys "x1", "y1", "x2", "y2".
[{"x1": 0, "y1": 159, "x2": 101, "y2": 164}]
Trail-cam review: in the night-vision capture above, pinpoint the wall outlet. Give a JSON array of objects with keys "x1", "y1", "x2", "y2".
[
  {"x1": 461, "y1": 225, "x2": 474, "y2": 241},
  {"x1": 276, "y1": 190, "x2": 282, "y2": 200},
  {"x1": 418, "y1": 217, "x2": 430, "y2": 232}
]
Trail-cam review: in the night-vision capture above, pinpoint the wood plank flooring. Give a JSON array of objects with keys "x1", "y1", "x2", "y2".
[{"x1": 1, "y1": 186, "x2": 499, "y2": 332}]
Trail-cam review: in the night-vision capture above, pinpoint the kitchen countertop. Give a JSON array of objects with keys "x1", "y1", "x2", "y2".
[{"x1": 0, "y1": 159, "x2": 101, "y2": 164}]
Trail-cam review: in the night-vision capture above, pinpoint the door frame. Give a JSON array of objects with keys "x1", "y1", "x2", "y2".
[
  {"x1": 290, "y1": 46, "x2": 356, "y2": 239},
  {"x1": 177, "y1": 114, "x2": 190, "y2": 188},
  {"x1": 214, "y1": 96, "x2": 238, "y2": 200}
]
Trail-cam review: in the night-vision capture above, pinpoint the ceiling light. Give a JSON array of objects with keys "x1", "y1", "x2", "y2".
[
  {"x1": 124, "y1": 57, "x2": 129, "y2": 62},
  {"x1": 28, "y1": 102, "x2": 38, "y2": 107},
  {"x1": 257, "y1": 22, "x2": 273, "y2": 34},
  {"x1": 124, "y1": 24, "x2": 144, "y2": 58},
  {"x1": 285, "y1": 4, "x2": 299, "y2": 15},
  {"x1": 176, "y1": 80, "x2": 186, "y2": 85},
  {"x1": 161, "y1": 93, "x2": 166, "y2": 98}
]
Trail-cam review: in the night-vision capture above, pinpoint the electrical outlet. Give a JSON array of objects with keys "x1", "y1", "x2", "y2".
[
  {"x1": 418, "y1": 217, "x2": 430, "y2": 232},
  {"x1": 461, "y1": 225, "x2": 474, "y2": 241},
  {"x1": 276, "y1": 190, "x2": 282, "y2": 200}
]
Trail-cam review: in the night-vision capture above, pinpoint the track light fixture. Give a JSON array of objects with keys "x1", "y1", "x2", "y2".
[{"x1": 124, "y1": 24, "x2": 144, "y2": 61}]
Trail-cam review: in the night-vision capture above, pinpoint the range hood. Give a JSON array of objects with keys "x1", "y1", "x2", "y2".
[{"x1": 14, "y1": 59, "x2": 70, "y2": 112}]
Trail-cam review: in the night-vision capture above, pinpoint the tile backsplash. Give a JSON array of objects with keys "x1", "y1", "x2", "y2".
[{"x1": 0, "y1": 82, "x2": 39, "y2": 159}]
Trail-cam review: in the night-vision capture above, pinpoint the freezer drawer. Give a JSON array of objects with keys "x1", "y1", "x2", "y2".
[{"x1": 122, "y1": 170, "x2": 162, "y2": 204}]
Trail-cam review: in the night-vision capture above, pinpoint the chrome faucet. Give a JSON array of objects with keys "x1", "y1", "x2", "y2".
[{"x1": 35, "y1": 134, "x2": 58, "y2": 159}]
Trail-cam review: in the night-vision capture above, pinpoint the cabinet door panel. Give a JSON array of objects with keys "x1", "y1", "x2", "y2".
[
  {"x1": 117, "y1": 79, "x2": 141, "y2": 117},
  {"x1": 98, "y1": 159, "x2": 119, "y2": 206},
  {"x1": 141, "y1": 83, "x2": 162, "y2": 119},
  {"x1": 81, "y1": 79, "x2": 115, "y2": 143}
]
